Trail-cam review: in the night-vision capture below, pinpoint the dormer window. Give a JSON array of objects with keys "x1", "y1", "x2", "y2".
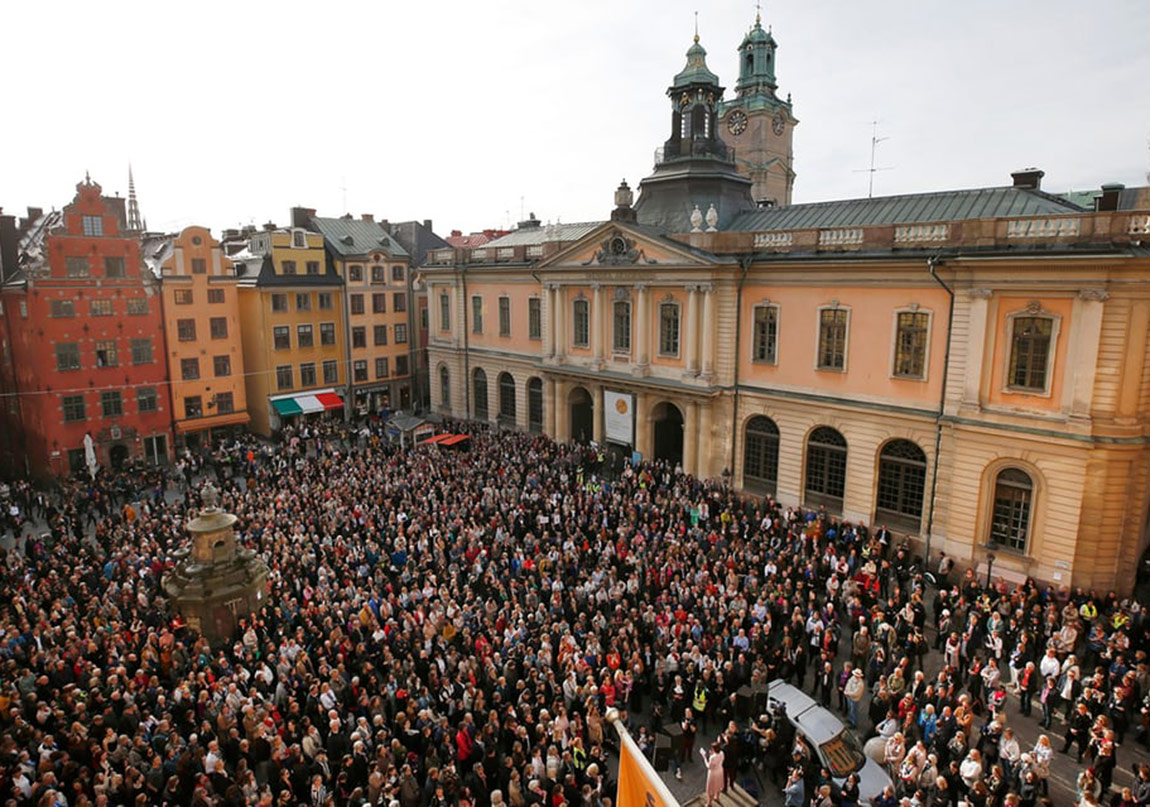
[{"x1": 292, "y1": 229, "x2": 307, "y2": 248}]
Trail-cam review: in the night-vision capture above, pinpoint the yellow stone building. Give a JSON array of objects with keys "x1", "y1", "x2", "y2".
[
  {"x1": 421, "y1": 22, "x2": 1150, "y2": 594},
  {"x1": 233, "y1": 226, "x2": 347, "y2": 436},
  {"x1": 150, "y1": 226, "x2": 250, "y2": 447}
]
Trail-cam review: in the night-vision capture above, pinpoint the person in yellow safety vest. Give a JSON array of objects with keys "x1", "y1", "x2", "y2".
[
  {"x1": 693, "y1": 680, "x2": 709, "y2": 731},
  {"x1": 572, "y1": 739, "x2": 587, "y2": 771},
  {"x1": 1079, "y1": 600, "x2": 1098, "y2": 624},
  {"x1": 1112, "y1": 610, "x2": 1130, "y2": 631}
]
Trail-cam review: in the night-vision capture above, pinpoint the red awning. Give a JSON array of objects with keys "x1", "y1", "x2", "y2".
[
  {"x1": 316, "y1": 392, "x2": 344, "y2": 410},
  {"x1": 421, "y1": 434, "x2": 450, "y2": 444},
  {"x1": 439, "y1": 434, "x2": 470, "y2": 446}
]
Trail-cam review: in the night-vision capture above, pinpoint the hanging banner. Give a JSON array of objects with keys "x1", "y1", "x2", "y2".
[
  {"x1": 604, "y1": 390, "x2": 634, "y2": 446},
  {"x1": 615, "y1": 716, "x2": 679, "y2": 807}
]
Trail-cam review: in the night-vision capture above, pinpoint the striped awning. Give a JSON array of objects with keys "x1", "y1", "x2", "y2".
[
  {"x1": 270, "y1": 388, "x2": 343, "y2": 417},
  {"x1": 272, "y1": 398, "x2": 303, "y2": 416},
  {"x1": 295, "y1": 395, "x2": 325, "y2": 414}
]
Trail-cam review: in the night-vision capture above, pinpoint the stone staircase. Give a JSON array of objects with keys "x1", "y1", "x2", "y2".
[{"x1": 681, "y1": 782, "x2": 760, "y2": 807}]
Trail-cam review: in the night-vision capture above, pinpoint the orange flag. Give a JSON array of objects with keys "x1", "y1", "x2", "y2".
[{"x1": 614, "y1": 716, "x2": 680, "y2": 807}]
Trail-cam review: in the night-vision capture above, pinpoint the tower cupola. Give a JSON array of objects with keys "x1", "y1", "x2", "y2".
[
  {"x1": 662, "y1": 33, "x2": 729, "y2": 162},
  {"x1": 736, "y1": 11, "x2": 778, "y2": 96}
]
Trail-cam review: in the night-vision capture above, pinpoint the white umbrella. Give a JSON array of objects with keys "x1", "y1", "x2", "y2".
[{"x1": 83, "y1": 432, "x2": 98, "y2": 479}]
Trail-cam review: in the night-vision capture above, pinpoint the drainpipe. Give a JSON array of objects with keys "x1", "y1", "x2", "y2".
[
  {"x1": 924, "y1": 254, "x2": 953, "y2": 569},
  {"x1": 729, "y1": 256, "x2": 751, "y2": 482},
  {"x1": 461, "y1": 263, "x2": 471, "y2": 420}
]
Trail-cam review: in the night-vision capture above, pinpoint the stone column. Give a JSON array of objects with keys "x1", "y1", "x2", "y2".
[
  {"x1": 634, "y1": 283, "x2": 649, "y2": 374},
  {"x1": 554, "y1": 285, "x2": 566, "y2": 363},
  {"x1": 683, "y1": 399, "x2": 698, "y2": 479},
  {"x1": 684, "y1": 284, "x2": 700, "y2": 376},
  {"x1": 699, "y1": 284, "x2": 715, "y2": 382},
  {"x1": 696, "y1": 399, "x2": 712, "y2": 479},
  {"x1": 543, "y1": 284, "x2": 555, "y2": 359},
  {"x1": 963, "y1": 288, "x2": 993, "y2": 405},
  {"x1": 1065, "y1": 288, "x2": 1108, "y2": 419},
  {"x1": 634, "y1": 391, "x2": 651, "y2": 459},
  {"x1": 555, "y1": 380, "x2": 569, "y2": 442},
  {"x1": 545, "y1": 378, "x2": 557, "y2": 438},
  {"x1": 592, "y1": 283, "x2": 604, "y2": 369},
  {"x1": 593, "y1": 385, "x2": 605, "y2": 443}
]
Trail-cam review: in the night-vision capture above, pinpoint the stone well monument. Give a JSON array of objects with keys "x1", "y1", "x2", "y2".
[{"x1": 162, "y1": 482, "x2": 269, "y2": 644}]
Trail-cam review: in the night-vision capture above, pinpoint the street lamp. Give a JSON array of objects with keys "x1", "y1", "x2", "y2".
[
  {"x1": 985, "y1": 548, "x2": 997, "y2": 589},
  {"x1": 721, "y1": 467, "x2": 731, "y2": 490}
]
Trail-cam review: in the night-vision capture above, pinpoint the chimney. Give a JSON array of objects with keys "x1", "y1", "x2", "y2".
[
  {"x1": 263, "y1": 221, "x2": 277, "y2": 231},
  {"x1": 517, "y1": 212, "x2": 542, "y2": 229},
  {"x1": 0, "y1": 211, "x2": 17, "y2": 282},
  {"x1": 361, "y1": 213, "x2": 374, "y2": 222},
  {"x1": 290, "y1": 207, "x2": 315, "y2": 228},
  {"x1": 451, "y1": 229, "x2": 462, "y2": 237},
  {"x1": 379, "y1": 219, "x2": 390, "y2": 234},
  {"x1": 1096, "y1": 182, "x2": 1125, "y2": 212},
  {"x1": 423, "y1": 219, "x2": 433, "y2": 232},
  {"x1": 1011, "y1": 168, "x2": 1045, "y2": 190}
]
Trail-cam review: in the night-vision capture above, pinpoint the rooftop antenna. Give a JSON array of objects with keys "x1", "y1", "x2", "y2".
[
  {"x1": 694, "y1": 11, "x2": 699, "y2": 41},
  {"x1": 853, "y1": 120, "x2": 893, "y2": 198}
]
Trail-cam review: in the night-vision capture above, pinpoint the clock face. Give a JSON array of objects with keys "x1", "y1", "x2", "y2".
[
  {"x1": 727, "y1": 109, "x2": 748, "y2": 136},
  {"x1": 772, "y1": 111, "x2": 786, "y2": 136}
]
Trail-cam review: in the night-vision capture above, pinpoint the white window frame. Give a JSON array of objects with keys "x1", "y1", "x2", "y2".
[
  {"x1": 1002, "y1": 305, "x2": 1061, "y2": 398},
  {"x1": 888, "y1": 306, "x2": 932, "y2": 381},
  {"x1": 751, "y1": 302, "x2": 780, "y2": 365},
  {"x1": 813, "y1": 304, "x2": 851, "y2": 372},
  {"x1": 291, "y1": 228, "x2": 308, "y2": 249}
]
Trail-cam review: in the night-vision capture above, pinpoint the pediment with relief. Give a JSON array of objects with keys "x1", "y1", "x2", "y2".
[{"x1": 539, "y1": 224, "x2": 714, "y2": 270}]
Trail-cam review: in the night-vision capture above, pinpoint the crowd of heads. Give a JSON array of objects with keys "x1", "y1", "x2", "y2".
[{"x1": 0, "y1": 416, "x2": 1148, "y2": 807}]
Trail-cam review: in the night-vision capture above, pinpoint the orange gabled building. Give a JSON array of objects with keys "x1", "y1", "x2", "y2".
[
  {"x1": 151, "y1": 226, "x2": 249, "y2": 448},
  {"x1": 0, "y1": 176, "x2": 173, "y2": 477}
]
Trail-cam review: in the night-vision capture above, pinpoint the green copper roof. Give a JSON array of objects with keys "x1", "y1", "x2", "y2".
[
  {"x1": 740, "y1": 17, "x2": 775, "y2": 48},
  {"x1": 672, "y1": 36, "x2": 720, "y2": 89},
  {"x1": 310, "y1": 216, "x2": 409, "y2": 259}
]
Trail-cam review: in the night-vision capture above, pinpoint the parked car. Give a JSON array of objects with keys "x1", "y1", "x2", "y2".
[{"x1": 767, "y1": 679, "x2": 893, "y2": 804}]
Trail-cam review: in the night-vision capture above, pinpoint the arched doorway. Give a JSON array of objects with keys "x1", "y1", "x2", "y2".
[
  {"x1": 652, "y1": 401, "x2": 684, "y2": 466},
  {"x1": 805, "y1": 426, "x2": 847, "y2": 513},
  {"x1": 527, "y1": 378, "x2": 543, "y2": 433},
  {"x1": 472, "y1": 368, "x2": 488, "y2": 421},
  {"x1": 498, "y1": 372, "x2": 517, "y2": 428},
  {"x1": 109, "y1": 444, "x2": 129, "y2": 469},
  {"x1": 568, "y1": 386, "x2": 593, "y2": 444},
  {"x1": 875, "y1": 439, "x2": 927, "y2": 532},
  {"x1": 743, "y1": 415, "x2": 780, "y2": 495}
]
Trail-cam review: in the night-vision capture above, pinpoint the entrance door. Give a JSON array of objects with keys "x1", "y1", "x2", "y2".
[
  {"x1": 568, "y1": 386, "x2": 593, "y2": 444},
  {"x1": 109, "y1": 444, "x2": 129, "y2": 469},
  {"x1": 652, "y1": 401, "x2": 684, "y2": 467}
]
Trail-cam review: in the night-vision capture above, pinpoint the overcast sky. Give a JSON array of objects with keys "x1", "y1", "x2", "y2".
[{"x1": 3, "y1": 0, "x2": 1148, "y2": 237}]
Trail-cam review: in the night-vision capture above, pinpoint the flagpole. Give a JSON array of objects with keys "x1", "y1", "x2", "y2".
[{"x1": 605, "y1": 708, "x2": 682, "y2": 807}]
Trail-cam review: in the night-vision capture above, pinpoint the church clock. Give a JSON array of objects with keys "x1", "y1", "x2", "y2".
[{"x1": 727, "y1": 108, "x2": 748, "y2": 135}]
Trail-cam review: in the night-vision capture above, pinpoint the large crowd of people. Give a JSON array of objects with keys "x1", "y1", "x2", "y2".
[{"x1": 0, "y1": 418, "x2": 1148, "y2": 807}]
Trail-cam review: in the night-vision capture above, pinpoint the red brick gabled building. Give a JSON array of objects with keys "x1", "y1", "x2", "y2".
[{"x1": 0, "y1": 176, "x2": 173, "y2": 477}]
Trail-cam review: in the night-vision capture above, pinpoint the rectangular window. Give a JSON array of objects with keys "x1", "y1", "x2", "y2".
[
  {"x1": 351, "y1": 294, "x2": 365, "y2": 315},
  {"x1": 180, "y1": 358, "x2": 200, "y2": 380},
  {"x1": 101, "y1": 391, "x2": 123, "y2": 417},
  {"x1": 296, "y1": 323, "x2": 314, "y2": 348},
  {"x1": 184, "y1": 396, "x2": 203, "y2": 419},
  {"x1": 281, "y1": 260, "x2": 297, "y2": 275},
  {"x1": 893, "y1": 311, "x2": 929, "y2": 379},
  {"x1": 393, "y1": 292, "x2": 406, "y2": 312},
  {"x1": 215, "y1": 392, "x2": 234, "y2": 414},
  {"x1": 137, "y1": 387, "x2": 157, "y2": 413},
  {"x1": 191, "y1": 258, "x2": 207, "y2": 275},
  {"x1": 177, "y1": 319, "x2": 196, "y2": 341},
  {"x1": 295, "y1": 293, "x2": 311, "y2": 311},
  {"x1": 375, "y1": 357, "x2": 389, "y2": 378},
  {"x1": 817, "y1": 308, "x2": 849, "y2": 371},
  {"x1": 322, "y1": 360, "x2": 338, "y2": 384},
  {"x1": 276, "y1": 365, "x2": 293, "y2": 390},
  {"x1": 472, "y1": 296, "x2": 483, "y2": 333},
  {"x1": 439, "y1": 294, "x2": 450, "y2": 330},
  {"x1": 213, "y1": 355, "x2": 231, "y2": 376},
  {"x1": 90, "y1": 299, "x2": 113, "y2": 317},
  {"x1": 104, "y1": 257, "x2": 126, "y2": 278},
  {"x1": 272, "y1": 326, "x2": 291, "y2": 350},
  {"x1": 499, "y1": 296, "x2": 511, "y2": 336},
  {"x1": 391, "y1": 264, "x2": 405, "y2": 282},
  {"x1": 318, "y1": 293, "x2": 333, "y2": 310},
  {"x1": 210, "y1": 317, "x2": 228, "y2": 339},
  {"x1": 753, "y1": 305, "x2": 779, "y2": 363},
  {"x1": 207, "y1": 288, "x2": 225, "y2": 304},
  {"x1": 174, "y1": 289, "x2": 193, "y2": 305},
  {"x1": 352, "y1": 327, "x2": 366, "y2": 349},
  {"x1": 50, "y1": 299, "x2": 75, "y2": 318},
  {"x1": 395, "y1": 355, "x2": 409, "y2": 376},
  {"x1": 56, "y1": 342, "x2": 81, "y2": 371},
  {"x1": 371, "y1": 265, "x2": 385, "y2": 284},
  {"x1": 394, "y1": 324, "x2": 408, "y2": 344},
  {"x1": 573, "y1": 299, "x2": 590, "y2": 347},
  {"x1": 372, "y1": 293, "x2": 386, "y2": 314},
  {"x1": 306, "y1": 261, "x2": 319, "y2": 276},
  {"x1": 348, "y1": 265, "x2": 363, "y2": 282},
  {"x1": 271, "y1": 293, "x2": 288, "y2": 312},
  {"x1": 374, "y1": 325, "x2": 388, "y2": 345},
  {"x1": 320, "y1": 322, "x2": 336, "y2": 345},
  {"x1": 131, "y1": 338, "x2": 153, "y2": 365},
  {"x1": 300, "y1": 362, "x2": 317, "y2": 387},
  {"x1": 1008, "y1": 316, "x2": 1054, "y2": 392},
  {"x1": 292, "y1": 230, "x2": 307, "y2": 248},
  {"x1": 82, "y1": 215, "x2": 103, "y2": 237},
  {"x1": 62, "y1": 395, "x2": 86, "y2": 422},
  {"x1": 353, "y1": 360, "x2": 368, "y2": 382},
  {"x1": 66, "y1": 257, "x2": 89, "y2": 277},
  {"x1": 127, "y1": 298, "x2": 148, "y2": 315},
  {"x1": 613, "y1": 301, "x2": 631, "y2": 352},
  {"x1": 95, "y1": 340, "x2": 117, "y2": 367},
  {"x1": 528, "y1": 298, "x2": 541, "y2": 340},
  {"x1": 659, "y1": 303, "x2": 680, "y2": 356}
]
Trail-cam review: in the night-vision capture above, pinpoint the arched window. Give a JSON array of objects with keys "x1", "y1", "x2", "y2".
[
  {"x1": 438, "y1": 366, "x2": 450, "y2": 412},
  {"x1": 498, "y1": 372, "x2": 516, "y2": 427},
  {"x1": 527, "y1": 378, "x2": 543, "y2": 433},
  {"x1": 875, "y1": 439, "x2": 927, "y2": 530},
  {"x1": 473, "y1": 368, "x2": 488, "y2": 421},
  {"x1": 991, "y1": 468, "x2": 1033, "y2": 552},
  {"x1": 743, "y1": 416, "x2": 779, "y2": 495},
  {"x1": 805, "y1": 427, "x2": 847, "y2": 511}
]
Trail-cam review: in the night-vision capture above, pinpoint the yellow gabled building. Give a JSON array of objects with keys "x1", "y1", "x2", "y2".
[{"x1": 233, "y1": 225, "x2": 347, "y2": 436}]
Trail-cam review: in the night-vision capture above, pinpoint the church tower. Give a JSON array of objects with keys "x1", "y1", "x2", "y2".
[{"x1": 718, "y1": 9, "x2": 797, "y2": 207}]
